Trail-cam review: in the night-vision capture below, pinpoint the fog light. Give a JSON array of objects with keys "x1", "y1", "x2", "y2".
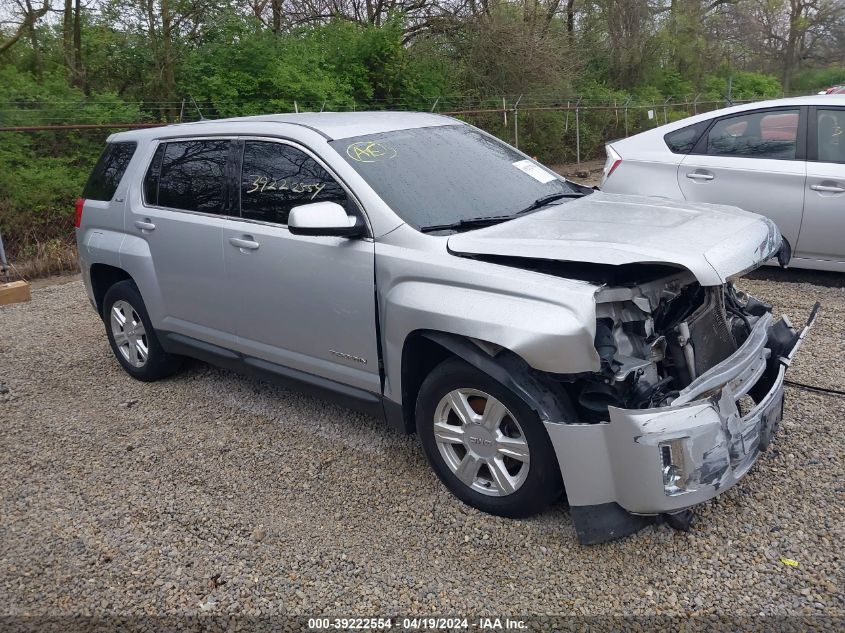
[{"x1": 660, "y1": 439, "x2": 688, "y2": 495}]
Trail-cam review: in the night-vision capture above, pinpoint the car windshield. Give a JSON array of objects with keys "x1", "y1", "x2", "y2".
[{"x1": 329, "y1": 125, "x2": 582, "y2": 231}]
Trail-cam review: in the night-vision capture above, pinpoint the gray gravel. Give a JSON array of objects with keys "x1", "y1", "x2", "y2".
[{"x1": 1, "y1": 273, "x2": 843, "y2": 619}]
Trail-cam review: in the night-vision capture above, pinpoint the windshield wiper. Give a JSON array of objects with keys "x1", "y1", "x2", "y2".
[
  {"x1": 419, "y1": 216, "x2": 514, "y2": 233},
  {"x1": 419, "y1": 190, "x2": 589, "y2": 234},
  {"x1": 514, "y1": 191, "x2": 587, "y2": 216}
]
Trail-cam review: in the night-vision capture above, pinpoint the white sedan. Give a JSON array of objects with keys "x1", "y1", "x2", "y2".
[{"x1": 601, "y1": 95, "x2": 845, "y2": 272}]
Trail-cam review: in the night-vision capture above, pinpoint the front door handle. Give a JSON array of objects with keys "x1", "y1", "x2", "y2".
[
  {"x1": 229, "y1": 236, "x2": 260, "y2": 251},
  {"x1": 134, "y1": 219, "x2": 156, "y2": 231},
  {"x1": 810, "y1": 184, "x2": 845, "y2": 194},
  {"x1": 686, "y1": 172, "x2": 714, "y2": 181}
]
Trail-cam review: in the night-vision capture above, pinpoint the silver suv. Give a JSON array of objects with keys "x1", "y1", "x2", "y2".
[{"x1": 76, "y1": 112, "x2": 816, "y2": 544}]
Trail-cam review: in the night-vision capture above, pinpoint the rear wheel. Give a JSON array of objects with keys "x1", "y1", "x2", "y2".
[
  {"x1": 416, "y1": 358, "x2": 563, "y2": 518},
  {"x1": 102, "y1": 281, "x2": 182, "y2": 381}
]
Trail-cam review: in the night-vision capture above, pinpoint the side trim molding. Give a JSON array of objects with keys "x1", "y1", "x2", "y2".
[{"x1": 161, "y1": 332, "x2": 387, "y2": 420}]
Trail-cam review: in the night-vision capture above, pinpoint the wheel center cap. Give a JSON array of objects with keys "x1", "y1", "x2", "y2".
[{"x1": 465, "y1": 425, "x2": 496, "y2": 458}]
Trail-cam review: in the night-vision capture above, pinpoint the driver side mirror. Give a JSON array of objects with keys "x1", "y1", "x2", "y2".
[{"x1": 288, "y1": 201, "x2": 364, "y2": 238}]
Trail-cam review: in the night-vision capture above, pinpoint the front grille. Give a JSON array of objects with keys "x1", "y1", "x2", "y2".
[{"x1": 687, "y1": 288, "x2": 737, "y2": 375}]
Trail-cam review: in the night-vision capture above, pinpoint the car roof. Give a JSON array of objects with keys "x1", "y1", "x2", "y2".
[
  {"x1": 610, "y1": 95, "x2": 845, "y2": 149},
  {"x1": 108, "y1": 111, "x2": 459, "y2": 143},
  {"x1": 659, "y1": 95, "x2": 845, "y2": 131},
  {"x1": 704, "y1": 94, "x2": 845, "y2": 115}
]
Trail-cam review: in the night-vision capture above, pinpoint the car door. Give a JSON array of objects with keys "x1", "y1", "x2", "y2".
[
  {"x1": 677, "y1": 107, "x2": 807, "y2": 250},
  {"x1": 127, "y1": 138, "x2": 237, "y2": 346},
  {"x1": 795, "y1": 106, "x2": 845, "y2": 263},
  {"x1": 222, "y1": 138, "x2": 381, "y2": 394}
]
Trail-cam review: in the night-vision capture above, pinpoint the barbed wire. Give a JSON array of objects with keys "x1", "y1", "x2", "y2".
[
  {"x1": 0, "y1": 93, "x2": 789, "y2": 131},
  {"x1": 0, "y1": 92, "x2": 806, "y2": 169},
  {"x1": 0, "y1": 89, "x2": 809, "y2": 107}
]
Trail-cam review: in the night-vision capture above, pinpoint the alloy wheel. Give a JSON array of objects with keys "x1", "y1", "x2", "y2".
[
  {"x1": 110, "y1": 300, "x2": 149, "y2": 368},
  {"x1": 433, "y1": 388, "x2": 530, "y2": 497}
]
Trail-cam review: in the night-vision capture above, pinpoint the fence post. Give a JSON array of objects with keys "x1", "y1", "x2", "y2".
[
  {"x1": 564, "y1": 100, "x2": 570, "y2": 132},
  {"x1": 513, "y1": 94, "x2": 523, "y2": 149},
  {"x1": 430, "y1": 97, "x2": 440, "y2": 113},
  {"x1": 294, "y1": 100, "x2": 299, "y2": 113},
  {"x1": 503, "y1": 96, "x2": 507, "y2": 127},
  {"x1": 663, "y1": 97, "x2": 671, "y2": 125},
  {"x1": 624, "y1": 98, "x2": 630, "y2": 137},
  {"x1": 575, "y1": 97, "x2": 582, "y2": 164},
  {"x1": 0, "y1": 230, "x2": 9, "y2": 282},
  {"x1": 693, "y1": 93, "x2": 700, "y2": 115}
]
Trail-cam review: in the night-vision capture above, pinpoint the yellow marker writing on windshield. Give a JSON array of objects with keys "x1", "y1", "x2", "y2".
[{"x1": 346, "y1": 141, "x2": 397, "y2": 163}]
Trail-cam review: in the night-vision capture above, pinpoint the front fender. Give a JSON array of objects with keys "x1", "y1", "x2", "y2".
[{"x1": 382, "y1": 279, "x2": 599, "y2": 403}]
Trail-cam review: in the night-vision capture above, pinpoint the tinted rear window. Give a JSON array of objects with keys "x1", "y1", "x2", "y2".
[
  {"x1": 82, "y1": 142, "x2": 137, "y2": 200},
  {"x1": 152, "y1": 140, "x2": 231, "y2": 213},
  {"x1": 664, "y1": 122, "x2": 708, "y2": 154}
]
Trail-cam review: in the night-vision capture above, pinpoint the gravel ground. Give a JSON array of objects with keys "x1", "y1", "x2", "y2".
[
  {"x1": 551, "y1": 159, "x2": 606, "y2": 187},
  {"x1": 1, "y1": 273, "x2": 843, "y2": 621}
]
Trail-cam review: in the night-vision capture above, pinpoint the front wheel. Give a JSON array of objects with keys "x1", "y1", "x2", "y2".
[{"x1": 416, "y1": 358, "x2": 563, "y2": 518}]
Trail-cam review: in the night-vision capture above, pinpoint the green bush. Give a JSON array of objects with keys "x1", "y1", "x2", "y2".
[
  {"x1": 179, "y1": 18, "x2": 452, "y2": 115},
  {"x1": 790, "y1": 67, "x2": 845, "y2": 94},
  {"x1": 0, "y1": 67, "x2": 128, "y2": 255},
  {"x1": 702, "y1": 71, "x2": 782, "y2": 101}
]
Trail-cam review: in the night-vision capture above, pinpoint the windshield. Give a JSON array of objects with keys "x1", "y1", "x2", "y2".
[{"x1": 329, "y1": 125, "x2": 581, "y2": 230}]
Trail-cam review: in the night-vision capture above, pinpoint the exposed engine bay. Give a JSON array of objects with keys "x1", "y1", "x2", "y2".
[{"x1": 569, "y1": 274, "x2": 781, "y2": 422}]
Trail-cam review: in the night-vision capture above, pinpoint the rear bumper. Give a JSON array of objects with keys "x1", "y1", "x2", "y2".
[{"x1": 546, "y1": 305, "x2": 817, "y2": 536}]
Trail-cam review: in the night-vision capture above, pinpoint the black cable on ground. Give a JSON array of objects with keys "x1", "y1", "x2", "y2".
[{"x1": 784, "y1": 379, "x2": 845, "y2": 397}]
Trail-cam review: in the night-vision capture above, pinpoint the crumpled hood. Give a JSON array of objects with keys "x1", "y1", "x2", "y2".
[{"x1": 447, "y1": 192, "x2": 783, "y2": 286}]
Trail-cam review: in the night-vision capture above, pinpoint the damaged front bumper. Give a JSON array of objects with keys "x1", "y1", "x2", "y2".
[{"x1": 545, "y1": 304, "x2": 819, "y2": 544}]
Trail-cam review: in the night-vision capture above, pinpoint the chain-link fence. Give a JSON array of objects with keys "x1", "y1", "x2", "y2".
[{"x1": 0, "y1": 93, "x2": 784, "y2": 164}]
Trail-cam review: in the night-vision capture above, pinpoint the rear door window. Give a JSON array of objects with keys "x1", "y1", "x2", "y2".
[
  {"x1": 705, "y1": 109, "x2": 800, "y2": 159},
  {"x1": 149, "y1": 140, "x2": 231, "y2": 213},
  {"x1": 815, "y1": 109, "x2": 845, "y2": 163},
  {"x1": 238, "y1": 141, "x2": 348, "y2": 225},
  {"x1": 82, "y1": 142, "x2": 137, "y2": 201}
]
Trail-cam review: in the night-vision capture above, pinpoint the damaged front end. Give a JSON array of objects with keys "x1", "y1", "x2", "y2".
[{"x1": 545, "y1": 272, "x2": 819, "y2": 545}]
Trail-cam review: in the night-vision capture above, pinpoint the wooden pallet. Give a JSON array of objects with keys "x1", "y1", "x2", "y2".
[{"x1": 0, "y1": 280, "x2": 31, "y2": 306}]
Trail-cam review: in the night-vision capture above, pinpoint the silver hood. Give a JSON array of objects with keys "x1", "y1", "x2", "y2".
[{"x1": 447, "y1": 192, "x2": 783, "y2": 286}]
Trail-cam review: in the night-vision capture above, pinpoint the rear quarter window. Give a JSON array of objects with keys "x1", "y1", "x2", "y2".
[
  {"x1": 663, "y1": 121, "x2": 708, "y2": 154},
  {"x1": 82, "y1": 142, "x2": 137, "y2": 201}
]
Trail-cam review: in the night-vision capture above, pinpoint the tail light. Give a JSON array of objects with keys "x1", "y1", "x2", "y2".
[
  {"x1": 74, "y1": 198, "x2": 85, "y2": 228},
  {"x1": 601, "y1": 145, "x2": 622, "y2": 185}
]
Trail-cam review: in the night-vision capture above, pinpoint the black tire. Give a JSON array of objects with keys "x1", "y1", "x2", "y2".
[
  {"x1": 102, "y1": 280, "x2": 182, "y2": 381},
  {"x1": 416, "y1": 357, "x2": 563, "y2": 518}
]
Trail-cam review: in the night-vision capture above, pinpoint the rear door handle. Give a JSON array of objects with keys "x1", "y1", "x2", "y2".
[
  {"x1": 229, "y1": 236, "x2": 260, "y2": 251},
  {"x1": 686, "y1": 172, "x2": 714, "y2": 181},
  {"x1": 810, "y1": 184, "x2": 845, "y2": 193},
  {"x1": 134, "y1": 220, "x2": 156, "y2": 231}
]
